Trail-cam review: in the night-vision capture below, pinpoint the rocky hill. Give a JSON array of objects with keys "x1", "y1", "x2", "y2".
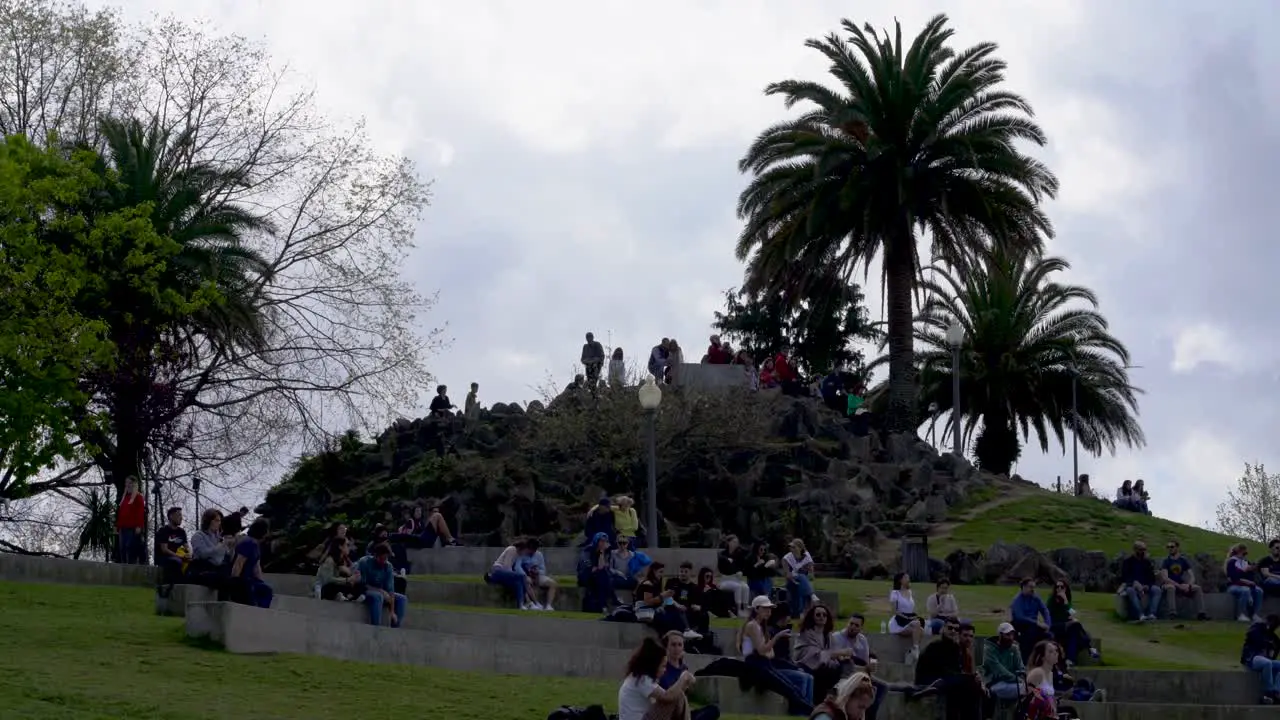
[{"x1": 257, "y1": 386, "x2": 998, "y2": 572}]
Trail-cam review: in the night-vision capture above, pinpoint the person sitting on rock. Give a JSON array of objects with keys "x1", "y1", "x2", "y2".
[
  {"x1": 793, "y1": 603, "x2": 852, "y2": 701},
  {"x1": 416, "y1": 503, "x2": 460, "y2": 547},
  {"x1": 610, "y1": 536, "x2": 650, "y2": 592},
  {"x1": 1119, "y1": 541, "x2": 1163, "y2": 622},
  {"x1": 887, "y1": 572, "x2": 925, "y2": 665},
  {"x1": 1257, "y1": 538, "x2": 1280, "y2": 596},
  {"x1": 746, "y1": 541, "x2": 779, "y2": 601},
  {"x1": 758, "y1": 357, "x2": 779, "y2": 389},
  {"x1": 316, "y1": 538, "x2": 364, "y2": 601},
  {"x1": 739, "y1": 595, "x2": 813, "y2": 713},
  {"x1": 428, "y1": 384, "x2": 455, "y2": 418},
  {"x1": 648, "y1": 339, "x2": 670, "y2": 382},
  {"x1": 636, "y1": 562, "x2": 701, "y2": 641},
  {"x1": 783, "y1": 539, "x2": 820, "y2": 618},
  {"x1": 518, "y1": 537, "x2": 557, "y2": 611},
  {"x1": 981, "y1": 623, "x2": 1025, "y2": 701},
  {"x1": 1160, "y1": 540, "x2": 1209, "y2": 620},
  {"x1": 582, "y1": 497, "x2": 616, "y2": 547},
  {"x1": 581, "y1": 331, "x2": 605, "y2": 387},
  {"x1": 926, "y1": 578, "x2": 960, "y2": 636},
  {"x1": 618, "y1": 636, "x2": 697, "y2": 720},
  {"x1": 1045, "y1": 581, "x2": 1099, "y2": 666},
  {"x1": 612, "y1": 495, "x2": 640, "y2": 544},
  {"x1": 1227, "y1": 542, "x2": 1266, "y2": 623},
  {"x1": 578, "y1": 532, "x2": 621, "y2": 612},
  {"x1": 227, "y1": 518, "x2": 274, "y2": 609},
  {"x1": 1009, "y1": 577, "x2": 1053, "y2": 657},
  {"x1": 705, "y1": 334, "x2": 731, "y2": 365},
  {"x1": 1241, "y1": 614, "x2": 1280, "y2": 705},
  {"x1": 658, "y1": 631, "x2": 721, "y2": 720},
  {"x1": 717, "y1": 535, "x2": 752, "y2": 617},
  {"x1": 188, "y1": 508, "x2": 235, "y2": 588},
  {"x1": 485, "y1": 539, "x2": 533, "y2": 611},
  {"x1": 154, "y1": 506, "x2": 190, "y2": 585},
  {"x1": 1132, "y1": 479, "x2": 1152, "y2": 514},
  {"x1": 608, "y1": 347, "x2": 626, "y2": 388},
  {"x1": 356, "y1": 542, "x2": 406, "y2": 627}
]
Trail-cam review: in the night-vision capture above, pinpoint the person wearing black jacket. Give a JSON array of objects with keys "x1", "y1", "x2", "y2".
[
  {"x1": 914, "y1": 620, "x2": 983, "y2": 720},
  {"x1": 744, "y1": 541, "x2": 778, "y2": 600},
  {"x1": 1242, "y1": 614, "x2": 1280, "y2": 705},
  {"x1": 717, "y1": 535, "x2": 751, "y2": 616}
]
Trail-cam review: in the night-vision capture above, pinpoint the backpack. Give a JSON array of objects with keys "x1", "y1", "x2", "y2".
[{"x1": 546, "y1": 705, "x2": 614, "y2": 720}]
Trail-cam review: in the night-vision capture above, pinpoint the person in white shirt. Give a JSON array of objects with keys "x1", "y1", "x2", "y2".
[
  {"x1": 783, "y1": 539, "x2": 820, "y2": 618},
  {"x1": 484, "y1": 540, "x2": 533, "y2": 610},
  {"x1": 888, "y1": 572, "x2": 925, "y2": 665},
  {"x1": 618, "y1": 637, "x2": 695, "y2": 720},
  {"x1": 925, "y1": 578, "x2": 960, "y2": 635}
]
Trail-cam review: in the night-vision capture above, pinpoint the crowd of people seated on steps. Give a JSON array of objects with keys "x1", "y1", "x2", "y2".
[{"x1": 151, "y1": 506, "x2": 274, "y2": 610}]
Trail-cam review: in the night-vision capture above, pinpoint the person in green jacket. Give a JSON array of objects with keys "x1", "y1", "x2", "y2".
[{"x1": 981, "y1": 623, "x2": 1025, "y2": 701}]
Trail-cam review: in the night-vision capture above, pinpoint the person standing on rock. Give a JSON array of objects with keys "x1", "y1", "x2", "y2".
[
  {"x1": 608, "y1": 347, "x2": 627, "y2": 388},
  {"x1": 648, "y1": 339, "x2": 670, "y2": 383},
  {"x1": 115, "y1": 476, "x2": 146, "y2": 564},
  {"x1": 429, "y1": 384, "x2": 455, "y2": 418},
  {"x1": 581, "y1": 332, "x2": 605, "y2": 387},
  {"x1": 464, "y1": 382, "x2": 480, "y2": 421}
]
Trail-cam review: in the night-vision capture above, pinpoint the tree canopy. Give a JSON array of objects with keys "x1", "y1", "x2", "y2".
[{"x1": 735, "y1": 14, "x2": 1058, "y2": 433}]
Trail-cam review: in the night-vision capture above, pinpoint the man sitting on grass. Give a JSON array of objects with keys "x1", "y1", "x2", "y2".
[
  {"x1": 1160, "y1": 540, "x2": 1209, "y2": 620},
  {"x1": 1119, "y1": 541, "x2": 1163, "y2": 622},
  {"x1": 519, "y1": 538, "x2": 557, "y2": 611},
  {"x1": 356, "y1": 542, "x2": 407, "y2": 627}
]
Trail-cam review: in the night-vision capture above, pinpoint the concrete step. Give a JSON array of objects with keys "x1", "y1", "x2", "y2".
[
  {"x1": 1112, "y1": 591, "x2": 1280, "y2": 622},
  {"x1": 405, "y1": 546, "x2": 719, "y2": 577}
]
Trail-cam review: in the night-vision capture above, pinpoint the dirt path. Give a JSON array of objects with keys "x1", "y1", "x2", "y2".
[{"x1": 874, "y1": 480, "x2": 1040, "y2": 566}]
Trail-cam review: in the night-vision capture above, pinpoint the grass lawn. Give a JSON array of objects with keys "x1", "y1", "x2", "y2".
[
  {"x1": 0, "y1": 581, "x2": 772, "y2": 720},
  {"x1": 934, "y1": 492, "x2": 1256, "y2": 558}
]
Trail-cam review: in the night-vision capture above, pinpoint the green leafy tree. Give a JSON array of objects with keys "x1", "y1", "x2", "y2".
[
  {"x1": 713, "y1": 279, "x2": 878, "y2": 379},
  {"x1": 735, "y1": 14, "x2": 1058, "y2": 434},
  {"x1": 1215, "y1": 463, "x2": 1280, "y2": 543},
  {"x1": 883, "y1": 249, "x2": 1143, "y2": 474},
  {"x1": 0, "y1": 134, "x2": 113, "y2": 498}
]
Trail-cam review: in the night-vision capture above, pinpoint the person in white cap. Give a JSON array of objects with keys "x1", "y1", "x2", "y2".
[
  {"x1": 981, "y1": 622, "x2": 1026, "y2": 700},
  {"x1": 738, "y1": 595, "x2": 814, "y2": 712}
]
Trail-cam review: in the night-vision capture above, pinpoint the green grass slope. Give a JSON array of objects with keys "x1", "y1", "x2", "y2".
[
  {"x1": 933, "y1": 490, "x2": 1256, "y2": 558},
  {"x1": 0, "y1": 582, "x2": 771, "y2": 720}
]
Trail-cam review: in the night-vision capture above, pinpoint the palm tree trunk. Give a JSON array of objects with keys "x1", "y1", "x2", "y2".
[{"x1": 884, "y1": 231, "x2": 918, "y2": 435}]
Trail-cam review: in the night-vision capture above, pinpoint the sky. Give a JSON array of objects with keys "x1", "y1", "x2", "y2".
[{"x1": 99, "y1": 0, "x2": 1280, "y2": 530}]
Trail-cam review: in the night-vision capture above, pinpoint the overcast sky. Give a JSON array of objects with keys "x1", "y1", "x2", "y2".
[{"x1": 102, "y1": 0, "x2": 1280, "y2": 529}]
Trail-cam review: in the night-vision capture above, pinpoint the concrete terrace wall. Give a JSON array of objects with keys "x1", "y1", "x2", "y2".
[
  {"x1": 0, "y1": 552, "x2": 158, "y2": 587},
  {"x1": 406, "y1": 546, "x2": 720, "y2": 576},
  {"x1": 672, "y1": 363, "x2": 751, "y2": 391}
]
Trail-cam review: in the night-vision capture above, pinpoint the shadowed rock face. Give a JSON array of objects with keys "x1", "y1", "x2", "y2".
[{"x1": 257, "y1": 388, "x2": 999, "y2": 573}]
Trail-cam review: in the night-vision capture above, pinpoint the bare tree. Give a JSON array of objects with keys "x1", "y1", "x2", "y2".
[
  {"x1": 0, "y1": 4, "x2": 444, "y2": 521},
  {"x1": 1215, "y1": 463, "x2": 1280, "y2": 542}
]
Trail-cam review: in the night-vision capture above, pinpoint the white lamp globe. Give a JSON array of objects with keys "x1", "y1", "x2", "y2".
[
  {"x1": 637, "y1": 376, "x2": 663, "y2": 410},
  {"x1": 945, "y1": 320, "x2": 965, "y2": 348}
]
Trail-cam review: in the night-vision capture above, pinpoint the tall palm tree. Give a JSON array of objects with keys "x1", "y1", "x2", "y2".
[
  {"x1": 735, "y1": 14, "x2": 1058, "y2": 435},
  {"x1": 78, "y1": 117, "x2": 275, "y2": 492},
  {"x1": 886, "y1": 249, "x2": 1143, "y2": 474}
]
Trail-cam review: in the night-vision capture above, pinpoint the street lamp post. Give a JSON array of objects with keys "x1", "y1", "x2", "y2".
[
  {"x1": 637, "y1": 377, "x2": 663, "y2": 548},
  {"x1": 945, "y1": 320, "x2": 965, "y2": 458},
  {"x1": 1069, "y1": 364, "x2": 1079, "y2": 494}
]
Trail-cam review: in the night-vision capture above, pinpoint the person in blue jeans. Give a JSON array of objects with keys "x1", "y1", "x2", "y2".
[
  {"x1": 1118, "y1": 541, "x2": 1163, "y2": 622},
  {"x1": 356, "y1": 542, "x2": 407, "y2": 627},
  {"x1": 485, "y1": 539, "x2": 532, "y2": 609},
  {"x1": 228, "y1": 518, "x2": 274, "y2": 609},
  {"x1": 1227, "y1": 543, "x2": 1266, "y2": 622},
  {"x1": 1241, "y1": 614, "x2": 1280, "y2": 705},
  {"x1": 782, "y1": 539, "x2": 818, "y2": 619},
  {"x1": 744, "y1": 541, "x2": 778, "y2": 601}
]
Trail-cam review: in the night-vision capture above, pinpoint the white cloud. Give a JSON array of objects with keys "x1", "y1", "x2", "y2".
[{"x1": 1171, "y1": 322, "x2": 1243, "y2": 374}]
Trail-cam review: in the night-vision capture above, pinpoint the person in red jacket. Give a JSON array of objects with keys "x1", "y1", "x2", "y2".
[
  {"x1": 116, "y1": 476, "x2": 147, "y2": 564},
  {"x1": 773, "y1": 348, "x2": 802, "y2": 396}
]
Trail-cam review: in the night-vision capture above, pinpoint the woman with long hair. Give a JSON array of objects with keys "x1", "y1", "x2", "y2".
[
  {"x1": 745, "y1": 541, "x2": 778, "y2": 600},
  {"x1": 1045, "y1": 581, "x2": 1099, "y2": 665},
  {"x1": 316, "y1": 538, "x2": 365, "y2": 601},
  {"x1": 717, "y1": 535, "x2": 751, "y2": 617},
  {"x1": 809, "y1": 672, "x2": 876, "y2": 720},
  {"x1": 739, "y1": 596, "x2": 814, "y2": 713},
  {"x1": 618, "y1": 637, "x2": 696, "y2": 720},
  {"x1": 636, "y1": 562, "x2": 699, "y2": 640},
  {"x1": 793, "y1": 603, "x2": 851, "y2": 701},
  {"x1": 783, "y1": 539, "x2": 819, "y2": 618},
  {"x1": 1024, "y1": 640, "x2": 1080, "y2": 719},
  {"x1": 888, "y1": 572, "x2": 924, "y2": 665}
]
